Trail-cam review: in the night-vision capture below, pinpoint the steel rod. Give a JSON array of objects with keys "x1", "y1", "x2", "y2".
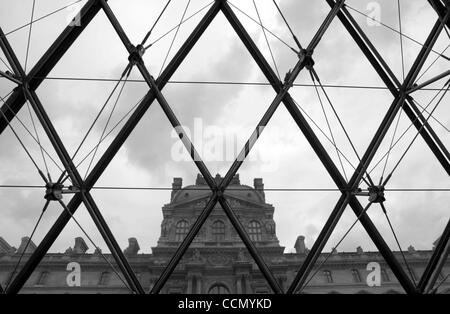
[
  {"x1": 0, "y1": 0, "x2": 103, "y2": 135},
  {"x1": 5, "y1": 1, "x2": 222, "y2": 294}
]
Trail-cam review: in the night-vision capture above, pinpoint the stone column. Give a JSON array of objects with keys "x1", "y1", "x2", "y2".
[
  {"x1": 196, "y1": 276, "x2": 202, "y2": 294},
  {"x1": 243, "y1": 274, "x2": 251, "y2": 294},
  {"x1": 236, "y1": 276, "x2": 242, "y2": 294},
  {"x1": 187, "y1": 275, "x2": 194, "y2": 294}
]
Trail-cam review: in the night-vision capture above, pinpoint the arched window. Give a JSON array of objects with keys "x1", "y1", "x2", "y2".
[
  {"x1": 212, "y1": 220, "x2": 225, "y2": 241},
  {"x1": 175, "y1": 220, "x2": 189, "y2": 241},
  {"x1": 208, "y1": 283, "x2": 230, "y2": 294},
  {"x1": 248, "y1": 220, "x2": 262, "y2": 242},
  {"x1": 323, "y1": 270, "x2": 333, "y2": 283},
  {"x1": 36, "y1": 271, "x2": 49, "y2": 286},
  {"x1": 99, "y1": 271, "x2": 110, "y2": 286},
  {"x1": 351, "y1": 269, "x2": 362, "y2": 283}
]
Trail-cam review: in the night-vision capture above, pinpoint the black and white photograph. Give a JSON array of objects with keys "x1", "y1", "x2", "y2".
[{"x1": 0, "y1": 0, "x2": 449, "y2": 303}]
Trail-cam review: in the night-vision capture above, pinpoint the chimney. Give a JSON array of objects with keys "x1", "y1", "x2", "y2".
[
  {"x1": 356, "y1": 246, "x2": 364, "y2": 254},
  {"x1": 230, "y1": 174, "x2": 240, "y2": 185},
  {"x1": 214, "y1": 173, "x2": 222, "y2": 185},
  {"x1": 124, "y1": 238, "x2": 140, "y2": 256},
  {"x1": 294, "y1": 236, "x2": 306, "y2": 254},
  {"x1": 254, "y1": 178, "x2": 265, "y2": 201},
  {"x1": 195, "y1": 174, "x2": 207, "y2": 186},
  {"x1": 73, "y1": 237, "x2": 89, "y2": 254},
  {"x1": 171, "y1": 177, "x2": 183, "y2": 201},
  {"x1": 17, "y1": 237, "x2": 37, "y2": 254}
]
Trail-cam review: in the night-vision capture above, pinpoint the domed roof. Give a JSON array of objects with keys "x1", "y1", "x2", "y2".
[{"x1": 170, "y1": 174, "x2": 266, "y2": 204}]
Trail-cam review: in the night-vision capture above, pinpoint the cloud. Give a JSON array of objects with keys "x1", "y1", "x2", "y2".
[{"x1": 0, "y1": 0, "x2": 448, "y2": 254}]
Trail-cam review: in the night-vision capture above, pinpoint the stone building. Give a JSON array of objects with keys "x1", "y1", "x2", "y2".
[{"x1": 0, "y1": 174, "x2": 448, "y2": 294}]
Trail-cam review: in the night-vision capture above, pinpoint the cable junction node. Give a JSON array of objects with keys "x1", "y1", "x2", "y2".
[
  {"x1": 44, "y1": 182, "x2": 80, "y2": 201},
  {"x1": 353, "y1": 185, "x2": 386, "y2": 204}
]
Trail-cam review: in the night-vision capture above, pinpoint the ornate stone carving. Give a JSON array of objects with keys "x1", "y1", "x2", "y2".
[
  {"x1": 271, "y1": 257, "x2": 285, "y2": 264},
  {"x1": 161, "y1": 218, "x2": 174, "y2": 238},
  {"x1": 190, "y1": 249, "x2": 205, "y2": 263},
  {"x1": 228, "y1": 199, "x2": 241, "y2": 208},
  {"x1": 237, "y1": 249, "x2": 247, "y2": 262},
  {"x1": 196, "y1": 199, "x2": 207, "y2": 207},
  {"x1": 161, "y1": 221, "x2": 169, "y2": 237},
  {"x1": 208, "y1": 253, "x2": 230, "y2": 266}
]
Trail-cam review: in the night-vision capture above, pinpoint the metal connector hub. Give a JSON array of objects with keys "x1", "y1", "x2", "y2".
[
  {"x1": 353, "y1": 185, "x2": 386, "y2": 204},
  {"x1": 299, "y1": 49, "x2": 315, "y2": 70},
  {"x1": 128, "y1": 44, "x2": 145, "y2": 65},
  {"x1": 44, "y1": 182, "x2": 64, "y2": 201},
  {"x1": 44, "y1": 183, "x2": 80, "y2": 201},
  {"x1": 368, "y1": 185, "x2": 386, "y2": 204}
]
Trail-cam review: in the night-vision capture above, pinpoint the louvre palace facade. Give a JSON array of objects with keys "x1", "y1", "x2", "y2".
[{"x1": 0, "y1": 174, "x2": 448, "y2": 294}]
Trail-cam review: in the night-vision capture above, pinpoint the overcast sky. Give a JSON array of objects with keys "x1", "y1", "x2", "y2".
[{"x1": 0, "y1": 0, "x2": 449, "y2": 274}]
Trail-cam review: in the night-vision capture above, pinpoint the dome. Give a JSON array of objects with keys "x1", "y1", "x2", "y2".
[{"x1": 170, "y1": 174, "x2": 265, "y2": 204}]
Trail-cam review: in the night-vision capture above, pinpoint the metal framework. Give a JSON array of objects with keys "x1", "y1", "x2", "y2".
[{"x1": 0, "y1": 0, "x2": 449, "y2": 294}]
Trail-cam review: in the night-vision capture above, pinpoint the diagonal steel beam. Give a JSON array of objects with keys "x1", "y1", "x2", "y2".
[
  {"x1": 0, "y1": 29, "x2": 23, "y2": 77},
  {"x1": 0, "y1": 0, "x2": 103, "y2": 135},
  {"x1": 19, "y1": 82, "x2": 146, "y2": 296},
  {"x1": 306, "y1": 1, "x2": 450, "y2": 178},
  {"x1": 336, "y1": 2, "x2": 450, "y2": 176},
  {"x1": 429, "y1": 0, "x2": 450, "y2": 29},
  {"x1": 148, "y1": 0, "x2": 348, "y2": 294},
  {"x1": 221, "y1": 1, "x2": 418, "y2": 294},
  {"x1": 5, "y1": 1, "x2": 222, "y2": 294},
  {"x1": 1, "y1": 0, "x2": 445, "y2": 296},
  {"x1": 104, "y1": 0, "x2": 287, "y2": 293},
  {"x1": 419, "y1": 218, "x2": 450, "y2": 292},
  {"x1": 143, "y1": 57, "x2": 305, "y2": 294},
  {"x1": 0, "y1": 30, "x2": 144, "y2": 294},
  {"x1": 331, "y1": 1, "x2": 450, "y2": 293},
  {"x1": 100, "y1": 0, "x2": 303, "y2": 292},
  {"x1": 425, "y1": 222, "x2": 450, "y2": 293},
  {"x1": 0, "y1": 69, "x2": 22, "y2": 85},
  {"x1": 408, "y1": 68, "x2": 450, "y2": 93},
  {"x1": 285, "y1": 0, "x2": 450, "y2": 294}
]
